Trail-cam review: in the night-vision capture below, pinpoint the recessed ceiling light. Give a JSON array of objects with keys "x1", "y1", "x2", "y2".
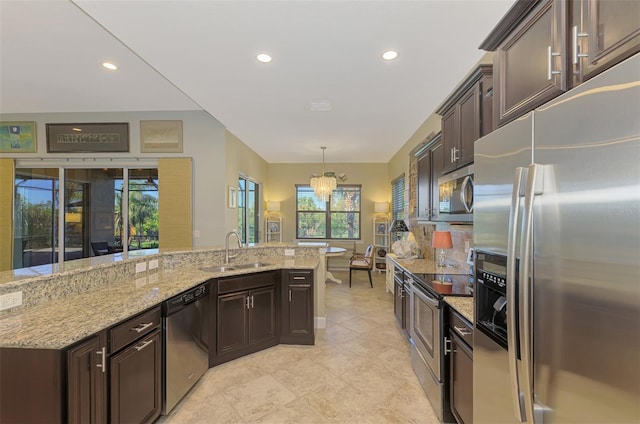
[
  {"x1": 102, "y1": 61, "x2": 118, "y2": 70},
  {"x1": 382, "y1": 50, "x2": 399, "y2": 61},
  {"x1": 256, "y1": 53, "x2": 272, "y2": 63},
  {"x1": 310, "y1": 100, "x2": 332, "y2": 112}
]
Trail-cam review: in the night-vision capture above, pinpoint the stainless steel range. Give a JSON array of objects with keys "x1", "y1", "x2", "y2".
[{"x1": 409, "y1": 272, "x2": 472, "y2": 423}]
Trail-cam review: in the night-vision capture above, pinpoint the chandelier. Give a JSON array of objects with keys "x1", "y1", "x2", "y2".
[{"x1": 310, "y1": 146, "x2": 337, "y2": 202}]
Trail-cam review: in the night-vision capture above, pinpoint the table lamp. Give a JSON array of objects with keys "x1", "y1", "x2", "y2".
[{"x1": 432, "y1": 230, "x2": 453, "y2": 267}]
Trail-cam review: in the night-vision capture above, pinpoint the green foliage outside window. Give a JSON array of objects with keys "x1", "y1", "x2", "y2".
[{"x1": 296, "y1": 185, "x2": 360, "y2": 240}]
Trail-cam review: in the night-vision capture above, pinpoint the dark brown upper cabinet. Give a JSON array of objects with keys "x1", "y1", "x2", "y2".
[
  {"x1": 571, "y1": 0, "x2": 640, "y2": 86},
  {"x1": 437, "y1": 65, "x2": 493, "y2": 175},
  {"x1": 481, "y1": 0, "x2": 639, "y2": 128},
  {"x1": 480, "y1": 0, "x2": 567, "y2": 128},
  {"x1": 415, "y1": 133, "x2": 443, "y2": 221}
]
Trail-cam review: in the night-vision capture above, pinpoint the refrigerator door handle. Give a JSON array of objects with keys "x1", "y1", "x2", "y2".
[
  {"x1": 520, "y1": 163, "x2": 544, "y2": 423},
  {"x1": 507, "y1": 166, "x2": 527, "y2": 422}
]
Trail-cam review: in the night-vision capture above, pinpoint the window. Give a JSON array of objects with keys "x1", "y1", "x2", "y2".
[
  {"x1": 296, "y1": 185, "x2": 361, "y2": 240},
  {"x1": 238, "y1": 177, "x2": 259, "y2": 244},
  {"x1": 391, "y1": 174, "x2": 405, "y2": 222}
]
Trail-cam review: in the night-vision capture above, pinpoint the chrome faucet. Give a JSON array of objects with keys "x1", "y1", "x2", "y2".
[{"x1": 224, "y1": 230, "x2": 243, "y2": 264}]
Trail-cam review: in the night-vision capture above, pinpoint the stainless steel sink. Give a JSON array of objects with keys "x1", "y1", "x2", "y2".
[
  {"x1": 200, "y1": 262, "x2": 271, "y2": 273},
  {"x1": 200, "y1": 265, "x2": 237, "y2": 273},
  {"x1": 235, "y1": 262, "x2": 272, "y2": 269}
]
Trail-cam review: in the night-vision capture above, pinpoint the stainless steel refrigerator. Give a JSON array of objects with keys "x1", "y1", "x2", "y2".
[{"x1": 473, "y1": 52, "x2": 640, "y2": 424}]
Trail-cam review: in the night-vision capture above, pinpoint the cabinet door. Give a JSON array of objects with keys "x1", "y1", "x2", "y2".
[
  {"x1": 394, "y1": 278, "x2": 404, "y2": 328},
  {"x1": 402, "y1": 284, "x2": 410, "y2": 335},
  {"x1": 457, "y1": 85, "x2": 480, "y2": 168},
  {"x1": 572, "y1": 0, "x2": 640, "y2": 85},
  {"x1": 450, "y1": 332, "x2": 473, "y2": 424},
  {"x1": 417, "y1": 151, "x2": 431, "y2": 219},
  {"x1": 494, "y1": 0, "x2": 567, "y2": 127},
  {"x1": 110, "y1": 329, "x2": 162, "y2": 424},
  {"x1": 441, "y1": 107, "x2": 459, "y2": 174},
  {"x1": 217, "y1": 291, "x2": 249, "y2": 354},
  {"x1": 68, "y1": 333, "x2": 107, "y2": 424},
  {"x1": 288, "y1": 284, "x2": 313, "y2": 337},
  {"x1": 249, "y1": 286, "x2": 276, "y2": 345},
  {"x1": 430, "y1": 142, "x2": 444, "y2": 221}
]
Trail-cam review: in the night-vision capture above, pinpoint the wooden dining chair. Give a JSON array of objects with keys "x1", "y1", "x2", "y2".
[{"x1": 348, "y1": 244, "x2": 375, "y2": 288}]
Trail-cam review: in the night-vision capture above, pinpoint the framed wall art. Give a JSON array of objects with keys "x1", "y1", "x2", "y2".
[
  {"x1": 0, "y1": 121, "x2": 37, "y2": 153},
  {"x1": 140, "y1": 120, "x2": 183, "y2": 153},
  {"x1": 46, "y1": 123, "x2": 129, "y2": 153}
]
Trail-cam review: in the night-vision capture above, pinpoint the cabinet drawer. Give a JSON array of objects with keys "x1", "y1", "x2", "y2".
[
  {"x1": 287, "y1": 270, "x2": 312, "y2": 284},
  {"x1": 217, "y1": 271, "x2": 276, "y2": 294},
  {"x1": 449, "y1": 308, "x2": 473, "y2": 348},
  {"x1": 109, "y1": 306, "x2": 161, "y2": 353}
]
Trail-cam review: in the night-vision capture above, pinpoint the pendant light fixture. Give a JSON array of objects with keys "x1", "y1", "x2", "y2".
[{"x1": 310, "y1": 146, "x2": 337, "y2": 202}]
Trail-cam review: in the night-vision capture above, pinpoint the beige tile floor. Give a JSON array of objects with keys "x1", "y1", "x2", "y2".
[{"x1": 157, "y1": 270, "x2": 439, "y2": 423}]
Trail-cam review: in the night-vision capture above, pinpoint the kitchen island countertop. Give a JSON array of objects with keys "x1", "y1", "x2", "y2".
[{"x1": 0, "y1": 257, "x2": 317, "y2": 350}]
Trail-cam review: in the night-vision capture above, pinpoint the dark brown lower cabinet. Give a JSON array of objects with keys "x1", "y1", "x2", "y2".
[
  {"x1": 449, "y1": 309, "x2": 473, "y2": 424},
  {"x1": 109, "y1": 328, "x2": 162, "y2": 424},
  {"x1": 281, "y1": 270, "x2": 314, "y2": 345},
  {"x1": 212, "y1": 271, "x2": 278, "y2": 366},
  {"x1": 0, "y1": 333, "x2": 108, "y2": 424},
  {"x1": 68, "y1": 332, "x2": 108, "y2": 424}
]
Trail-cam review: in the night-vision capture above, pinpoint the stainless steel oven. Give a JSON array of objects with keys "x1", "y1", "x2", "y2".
[
  {"x1": 409, "y1": 276, "x2": 454, "y2": 423},
  {"x1": 410, "y1": 277, "x2": 441, "y2": 380}
]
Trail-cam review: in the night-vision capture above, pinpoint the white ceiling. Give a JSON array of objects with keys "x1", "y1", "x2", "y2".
[{"x1": 0, "y1": 0, "x2": 515, "y2": 163}]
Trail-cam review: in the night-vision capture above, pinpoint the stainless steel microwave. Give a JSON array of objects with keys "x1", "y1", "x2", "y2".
[{"x1": 437, "y1": 165, "x2": 473, "y2": 222}]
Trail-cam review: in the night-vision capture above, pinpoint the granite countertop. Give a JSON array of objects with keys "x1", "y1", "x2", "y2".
[
  {"x1": 389, "y1": 255, "x2": 474, "y2": 323},
  {"x1": 445, "y1": 297, "x2": 474, "y2": 323},
  {"x1": 0, "y1": 257, "x2": 317, "y2": 350},
  {"x1": 389, "y1": 256, "x2": 470, "y2": 275}
]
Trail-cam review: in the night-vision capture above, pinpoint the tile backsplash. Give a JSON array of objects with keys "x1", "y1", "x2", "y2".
[{"x1": 408, "y1": 221, "x2": 473, "y2": 269}]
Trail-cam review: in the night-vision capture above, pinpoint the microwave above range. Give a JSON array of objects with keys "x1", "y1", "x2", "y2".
[{"x1": 437, "y1": 165, "x2": 473, "y2": 222}]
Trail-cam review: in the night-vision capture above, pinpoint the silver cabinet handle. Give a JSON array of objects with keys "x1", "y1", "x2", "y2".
[
  {"x1": 547, "y1": 46, "x2": 562, "y2": 80},
  {"x1": 292, "y1": 276, "x2": 306, "y2": 280},
  {"x1": 453, "y1": 325, "x2": 472, "y2": 336},
  {"x1": 130, "y1": 322, "x2": 153, "y2": 333},
  {"x1": 251, "y1": 295, "x2": 254, "y2": 309},
  {"x1": 289, "y1": 289, "x2": 292, "y2": 302},
  {"x1": 452, "y1": 147, "x2": 459, "y2": 162},
  {"x1": 134, "y1": 339, "x2": 153, "y2": 352},
  {"x1": 245, "y1": 296, "x2": 250, "y2": 309},
  {"x1": 572, "y1": 25, "x2": 589, "y2": 65},
  {"x1": 444, "y1": 337, "x2": 452, "y2": 356},
  {"x1": 96, "y1": 347, "x2": 106, "y2": 373}
]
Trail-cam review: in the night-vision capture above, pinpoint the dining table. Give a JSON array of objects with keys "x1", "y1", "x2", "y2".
[{"x1": 324, "y1": 246, "x2": 347, "y2": 284}]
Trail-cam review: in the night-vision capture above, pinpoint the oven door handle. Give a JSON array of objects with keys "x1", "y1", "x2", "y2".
[{"x1": 414, "y1": 285, "x2": 439, "y2": 307}]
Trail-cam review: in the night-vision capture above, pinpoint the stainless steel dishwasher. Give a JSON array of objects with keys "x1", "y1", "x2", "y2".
[{"x1": 162, "y1": 282, "x2": 210, "y2": 415}]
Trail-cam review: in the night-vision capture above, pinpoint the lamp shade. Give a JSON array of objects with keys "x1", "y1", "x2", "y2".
[
  {"x1": 374, "y1": 202, "x2": 389, "y2": 213},
  {"x1": 432, "y1": 231, "x2": 453, "y2": 249},
  {"x1": 390, "y1": 219, "x2": 409, "y2": 233},
  {"x1": 266, "y1": 201, "x2": 280, "y2": 212}
]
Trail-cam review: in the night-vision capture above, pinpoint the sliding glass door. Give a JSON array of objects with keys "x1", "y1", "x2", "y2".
[{"x1": 13, "y1": 166, "x2": 158, "y2": 269}]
